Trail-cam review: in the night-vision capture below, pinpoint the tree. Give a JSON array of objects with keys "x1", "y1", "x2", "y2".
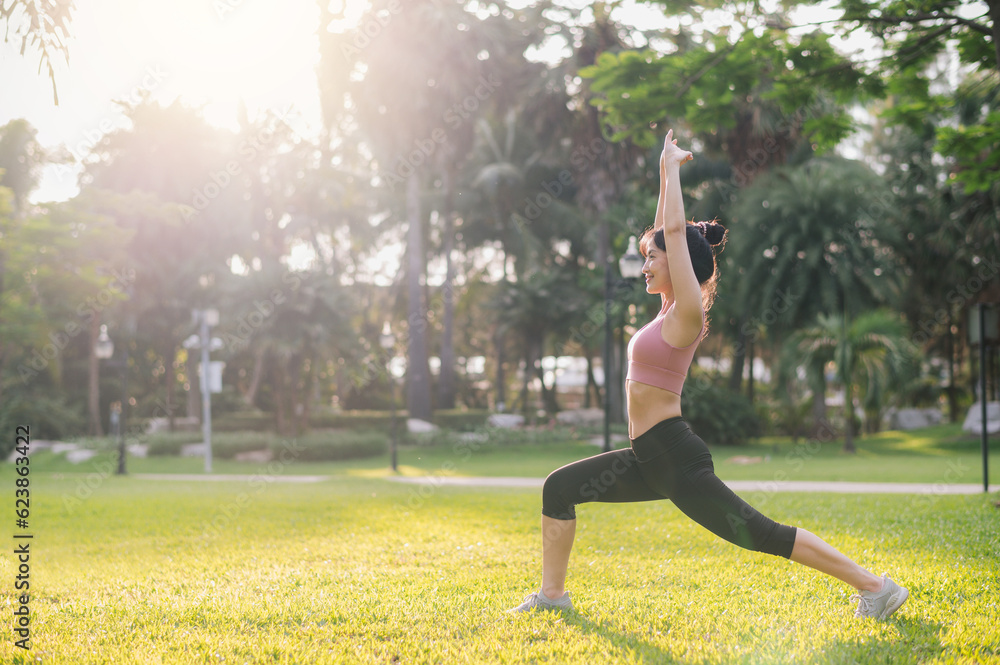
[
  {"x1": 727, "y1": 156, "x2": 901, "y2": 421},
  {"x1": 579, "y1": 6, "x2": 878, "y2": 393},
  {"x1": 795, "y1": 309, "x2": 919, "y2": 452},
  {"x1": 836, "y1": 0, "x2": 1000, "y2": 195},
  {"x1": 0, "y1": 0, "x2": 74, "y2": 104}
]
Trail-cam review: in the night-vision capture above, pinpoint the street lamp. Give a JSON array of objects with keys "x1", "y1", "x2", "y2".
[
  {"x1": 94, "y1": 324, "x2": 128, "y2": 475},
  {"x1": 603, "y1": 236, "x2": 646, "y2": 452},
  {"x1": 619, "y1": 236, "x2": 645, "y2": 280},
  {"x1": 380, "y1": 322, "x2": 398, "y2": 472},
  {"x1": 184, "y1": 309, "x2": 221, "y2": 473},
  {"x1": 969, "y1": 303, "x2": 998, "y2": 493}
]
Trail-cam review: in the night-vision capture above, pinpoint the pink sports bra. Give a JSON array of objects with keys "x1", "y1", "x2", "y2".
[{"x1": 626, "y1": 308, "x2": 704, "y2": 395}]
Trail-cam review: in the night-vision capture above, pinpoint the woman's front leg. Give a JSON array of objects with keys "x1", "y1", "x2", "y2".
[{"x1": 541, "y1": 515, "x2": 576, "y2": 599}]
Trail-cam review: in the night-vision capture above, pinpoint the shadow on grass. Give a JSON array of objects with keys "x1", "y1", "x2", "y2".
[
  {"x1": 814, "y1": 615, "x2": 946, "y2": 665},
  {"x1": 558, "y1": 612, "x2": 947, "y2": 665},
  {"x1": 559, "y1": 612, "x2": 682, "y2": 664}
]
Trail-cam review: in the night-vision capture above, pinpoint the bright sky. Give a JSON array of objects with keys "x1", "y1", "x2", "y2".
[
  {"x1": 1, "y1": 0, "x2": 325, "y2": 204},
  {"x1": 1, "y1": 0, "x2": 879, "y2": 209}
]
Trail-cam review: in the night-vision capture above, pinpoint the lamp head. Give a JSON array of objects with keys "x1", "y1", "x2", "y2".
[
  {"x1": 95, "y1": 324, "x2": 115, "y2": 359},
  {"x1": 619, "y1": 236, "x2": 644, "y2": 279}
]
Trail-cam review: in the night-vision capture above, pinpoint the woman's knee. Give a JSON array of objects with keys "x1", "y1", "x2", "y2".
[{"x1": 542, "y1": 468, "x2": 578, "y2": 520}]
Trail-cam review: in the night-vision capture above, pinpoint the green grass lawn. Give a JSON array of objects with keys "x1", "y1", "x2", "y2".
[
  {"x1": 0, "y1": 467, "x2": 997, "y2": 664},
  {"x1": 25, "y1": 423, "x2": 1000, "y2": 485}
]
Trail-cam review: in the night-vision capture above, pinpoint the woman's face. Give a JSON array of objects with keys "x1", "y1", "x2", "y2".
[{"x1": 642, "y1": 245, "x2": 671, "y2": 295}]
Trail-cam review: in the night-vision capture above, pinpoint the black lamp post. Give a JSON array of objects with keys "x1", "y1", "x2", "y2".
[
  {"x1": 970, "y1": 303, "x2": 998, "y2": 493},
  {"x1": 380, "y1": 322, "x2": 398, "y2": 472},
  {"x1": 95, "y1": 324, "x2": 128, "y2": 475},
  {"x1": 603, "y1": 236, "x2": 645, "y2": 452}
]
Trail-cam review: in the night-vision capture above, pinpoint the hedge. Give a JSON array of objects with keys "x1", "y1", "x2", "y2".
[{"x1": 275, "y1": 429, "x2": 388, "y2": 462}]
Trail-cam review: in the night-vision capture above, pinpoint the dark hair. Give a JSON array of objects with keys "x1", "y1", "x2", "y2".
[{"x1": 640, "y1": 220, "x2": 728, "y2": 309}]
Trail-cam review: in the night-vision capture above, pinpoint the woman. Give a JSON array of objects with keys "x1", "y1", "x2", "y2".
[{"x1": 511, "y1": 130, "x2": 908, "y2": 620}]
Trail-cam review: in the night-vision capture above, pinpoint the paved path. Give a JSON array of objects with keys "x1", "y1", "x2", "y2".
[
  {"x1": 386, "y1": 476, "x2": 1000, "y2": 495},
  {"x1": 132, "y1": 473, "x2": 329, "y2": 483},
  {"x1": 125, "y1": 473, "x2": 999, "y2": 494}
]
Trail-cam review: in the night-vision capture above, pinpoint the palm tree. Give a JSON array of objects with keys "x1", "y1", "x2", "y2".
[
  {"x1": 490, "y1": 271, "x2": 581, "y2": 419},
  {"x1": 794, "y1": 309, "x2": 919, "y2": 452},
  {"x1": 728, "y1": 156, "x2": 901, "y2": 421}
]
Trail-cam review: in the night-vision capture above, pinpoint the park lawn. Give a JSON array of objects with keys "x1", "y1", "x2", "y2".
[
  {"x1": 0, "y1": 470, "x2": 997, "y2": 664},
  {"x1": 22, "y1": 423, "x2": 1000, "y2": 485}
]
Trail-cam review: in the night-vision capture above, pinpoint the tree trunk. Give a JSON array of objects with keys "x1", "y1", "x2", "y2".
[
  {"x1": 243, "y1": 345, "x2": 266, "y2": 407},
  {"x1": 540, "y1": 344, "x2": 559, "y2": 414},
  {"x1": 729, "y1": 320, "x2": 747, "y2": 393},
  {"x1": 187, "y1": 352, "x2": 201, "y2": 420},
  {"x1": 809, "y1": 361, "x2": 828, "y2": 432},
  {"x1": 946, "y1": 314, "x2": 958, "y2": 423},
  {"x1": 437, "y1": 166, "x2": 457, "y2": 410},
  {"x1": 165, "y1": 343, "x2": 176, "y2": 431},
  {"x1": 584, "y1": 354, "x2": 596, "y2": 409},
  {"x1": 297, "y1": 350, "x2": 315, "y2": 434},
  {"x1": 520, "y1": 344, "x2": 533, "y2": 420},
  {"x1": 274, "y1": 357, "x2": 290, "y2": 436},
  {"x1": 494, "y1": 326, "x2": 507, "y2": 411},
  {"x1": 88, "y1": 316, "x2": 103, "y2": 436},
  {"x1": 405, "y1": 173, "x2": 433, "y2": 421},
  {"x1": 843, "y1": 373, "x2": 856, "y2": 453}
]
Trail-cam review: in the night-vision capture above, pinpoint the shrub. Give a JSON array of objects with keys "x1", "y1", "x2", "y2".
[
  {"x1": 276, "y1": 429, "x2": 388, "y2": 462},
  {"x1": 432, "y1": 410, "x2": 490, "y2": 432},
  {"x1": 308, "y1": 410, "x2": 395, "y2": 432},
  {"x1": 213, "y1": 411, "x2": 274, "y2": 432},
  {"x1": 210, "y1": 432, "x2": 276, "y2": 459},
  {"x1": 146, "y1": 431, "x2": 204, "y2": 456},
  {"x1": 0, "y1": 394, "x2": 86, "y2": 458},
  {"x1": 681, "y1": 377, "x2": 761, "y2": 446}
]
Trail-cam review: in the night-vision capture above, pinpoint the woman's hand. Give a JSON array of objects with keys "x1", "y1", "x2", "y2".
[{"x1": 661, "y1": 129, "x2": 693, "y2": 168}]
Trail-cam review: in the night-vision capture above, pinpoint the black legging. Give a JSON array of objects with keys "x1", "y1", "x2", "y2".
[{"x1": 542, "y1": 417, "x2": 797, "y2": 558}]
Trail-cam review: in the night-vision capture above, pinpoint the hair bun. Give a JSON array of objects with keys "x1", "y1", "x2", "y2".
[{"x1": 701, "y1": 221, "x2": 727, "y2": 247}]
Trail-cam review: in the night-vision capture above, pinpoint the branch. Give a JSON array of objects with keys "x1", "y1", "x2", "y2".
[
  {"x1": 841, "y1": 11, "x2": 992, "y2": 38},
  {"x1": 675, "y1": 41, "x2": 740, "y2": 99}
]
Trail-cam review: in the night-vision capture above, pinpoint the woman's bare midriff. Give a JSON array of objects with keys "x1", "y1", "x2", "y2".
[{"x1": 626, "y1": 379, "x2": 683, "y2": 439}]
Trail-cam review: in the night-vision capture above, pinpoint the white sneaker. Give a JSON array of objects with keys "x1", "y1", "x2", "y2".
[
  {"x1": 509, "y1": 590, "x2": 574, "y2": 613},
  {"x1": 851, "y1": 574, "x2": 908, "y2": 619}
]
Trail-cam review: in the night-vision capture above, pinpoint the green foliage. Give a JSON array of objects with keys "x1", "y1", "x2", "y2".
[
  {"x1": 210, "y1": 431, "x2": 276, "y2": 459},
  {"x1": 307, "y1": 410, "x2": 395, "y2": 432},
  {"x1": 682, "y1": 375, "x2": 761, "y2": 445},
  {"x1": 937, "y1": 111, "x2": 1000, "y2": 194},
  {"x1": 213, "y1": 411, "x2": 274, "y2": 432},
  {"x1": 582, "y1": 28, "x2": 867, "y2": 150},
  {"x1": 282, "y1": 429, "x2": 388, "y2": 462},
  {"x1": 0, "y1": 393, "x2": 85, "y2": 457},
  {"x1": 145, "y1": 431, "x2": 204, "y2": 456},
  {"x1": 432, "y1": 409, "x2": 491, "y2": 432}
]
